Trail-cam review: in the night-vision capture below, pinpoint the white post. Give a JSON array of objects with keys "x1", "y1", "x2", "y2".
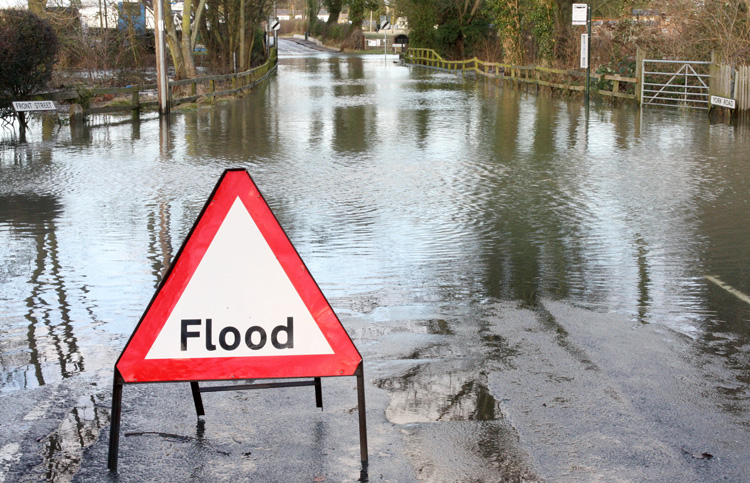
[{"x1": 154, "y1": 0, "x2": 169, "y2": 114}]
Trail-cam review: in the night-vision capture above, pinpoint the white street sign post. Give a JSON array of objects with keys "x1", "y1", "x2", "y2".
[{"x1": 380, "y1": 15, "x2": 390, "y2": 60}]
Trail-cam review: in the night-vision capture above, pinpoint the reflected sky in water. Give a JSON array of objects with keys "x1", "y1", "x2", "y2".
[{"x1": 2, "y1": 53, "x2": 750, "y2": 394}]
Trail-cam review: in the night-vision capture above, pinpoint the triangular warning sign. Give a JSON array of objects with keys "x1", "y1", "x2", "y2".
[{"x1": 116, "y1": 169, "x2": 361, "y2": 383}]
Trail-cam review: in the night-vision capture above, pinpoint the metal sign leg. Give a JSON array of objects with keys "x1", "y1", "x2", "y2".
[
  {"x1": 107, "y1": 377, "x2": 123, "y2": 472},
  {"x1": 314, "y1": 377, "x2": 323, "y2": 409},
  {"x1": 190, "y1": 382, "x2": 205, "y2": 416},
  {"x1": 356, "y1": 365, "x2": 368, "y2": 467}
]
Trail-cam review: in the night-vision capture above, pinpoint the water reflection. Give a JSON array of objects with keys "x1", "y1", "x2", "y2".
[
  {"x1": 375, "y1": 365, "x2": 501, "y2": 424},
  {"x1": 0, "y1": 194, "x2": 83, "y2": 389},
  {"x1": 35, "y1": 395, "x2": 108, "y2": 481}
]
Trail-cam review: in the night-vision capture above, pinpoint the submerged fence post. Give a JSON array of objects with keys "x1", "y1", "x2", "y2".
[{"x1": 635, "y1": 47, "x2": 645, "y2": 105}]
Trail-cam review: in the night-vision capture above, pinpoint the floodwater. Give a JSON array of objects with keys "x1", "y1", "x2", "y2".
[{"x1": 2, "y1": 39, "x2": 750, "y2": 481}]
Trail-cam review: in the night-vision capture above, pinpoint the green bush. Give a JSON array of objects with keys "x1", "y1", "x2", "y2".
[
  {"x1": 325, "y1": 23, "x2": 346, "y2": 42},
  {"x1": 0, "y1": 9, "x2": 59, "y2": 100}
]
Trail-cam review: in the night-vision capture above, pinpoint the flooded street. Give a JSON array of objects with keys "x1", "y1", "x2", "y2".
[{"x1": 2, "y1": 39, "x2": 750, "y2": 481}]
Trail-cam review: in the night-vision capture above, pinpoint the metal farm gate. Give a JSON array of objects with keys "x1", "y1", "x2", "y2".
[{"x1": 641, "y1": 60, "x2": 712, "y2": 109}]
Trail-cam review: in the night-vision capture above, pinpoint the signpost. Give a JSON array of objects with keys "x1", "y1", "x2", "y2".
[
  {"x1": 267, "y1": 17, "x2": 280, "y2": 48},
  {"x1": 572, "y1": 3, "x2": 592, "y2": 107},
  {"x1": 380, "y1": 15, "x2": 390, "y2": 59},
  {"x1": 12, "y1": 101, "x2": 55, "y2": 112},
  {"x1": 108, "y1": 169, "x2": 367, "y2": 472},
  {"x1": 154, "y1": 0, "x2": 169, "y2": 114}
]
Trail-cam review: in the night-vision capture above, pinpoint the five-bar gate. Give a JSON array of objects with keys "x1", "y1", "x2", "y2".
[{"x1": 641, "y1": 60, "x2": 712, "y2": 109}]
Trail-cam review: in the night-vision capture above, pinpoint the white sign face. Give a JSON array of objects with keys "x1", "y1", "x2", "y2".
[
  {"x1": 572, "y1": 4, "x2": 588, "y2": 25},
  {"x1": 272, "y1": 19, "x2": 280, "y2": 31},
  {"x1": 12, "y1": 101, "x2": 55, "y2": 112},
  {"x1": 711, "y1": 95, "x2": 736, "y2": 109},
  {"x1": 580, "y1": 34, "x2": 589, "y2": 68},
  {"x1": 145, "y1": 197, "x2": 334, "y2": 359}
]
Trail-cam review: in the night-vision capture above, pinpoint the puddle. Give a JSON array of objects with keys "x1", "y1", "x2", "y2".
[
  {"x1": 27, "y1": 395, "x2": 108, "y2": 483},
  {"x1": 375, "y1": 363, "x2": 502, "y2": 424}
]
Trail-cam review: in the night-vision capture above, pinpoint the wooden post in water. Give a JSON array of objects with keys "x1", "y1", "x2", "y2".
[{"x1": 635, "y1": 47, "x2": 645, "y2": 105}]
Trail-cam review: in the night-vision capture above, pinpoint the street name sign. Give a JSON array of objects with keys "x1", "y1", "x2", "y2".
[
  {"x1": 572, "y1": 4, "x2": 588, "y2": 26},
  {"x1": 711, "y1": 95, "x2": 736, "y2": 109},
  {"x1": 108, "y1": 168, "x2": 367, "y2": 472},
  {"x1": 12, "y1": 100, "x2": 55, "y2": 111},
  {"x1": 580, "y1": 34, "x2": 589, "y2": 68}
]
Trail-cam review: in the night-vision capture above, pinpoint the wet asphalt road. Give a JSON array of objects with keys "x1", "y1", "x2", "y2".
[{"x1": 3, "y1": 296, "x2": 748, "y2": 481}]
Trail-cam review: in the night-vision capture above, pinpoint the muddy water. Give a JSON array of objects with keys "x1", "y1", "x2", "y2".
[{"x1": 3, "y1": 43, "x2": 750, "y2": 480}]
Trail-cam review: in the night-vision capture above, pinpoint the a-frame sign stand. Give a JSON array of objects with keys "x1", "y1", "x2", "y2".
[{"x1": 107, "y1": 169, "x2": 367, "y2": 472}]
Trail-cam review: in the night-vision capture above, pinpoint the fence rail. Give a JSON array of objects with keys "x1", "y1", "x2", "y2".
[
  {"x1": 32, "y1": 48, "x2": 278, "y2": 117},
  {"x1": 403, "y1": 48, "x2": 638, "y2": 100}
]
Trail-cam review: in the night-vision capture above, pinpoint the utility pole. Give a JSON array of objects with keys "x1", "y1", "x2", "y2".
[{"x1": 154, "y1": 0, "x2": 169, "y2": 114}]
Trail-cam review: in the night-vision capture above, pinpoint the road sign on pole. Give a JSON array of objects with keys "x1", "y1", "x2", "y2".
[
  {"x1": 108, "y1": 169, "x2": 367, "y2": 472},
  {"x1": 573, "y1": 3, "x2": 592, "y2": 108},
  {"x1": 572, "y1": 3, "x2": 588, "y2": 25}
]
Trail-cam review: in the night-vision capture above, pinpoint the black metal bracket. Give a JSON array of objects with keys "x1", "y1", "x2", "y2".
[{"x1": 189, "y1": 377, "x2": 323, "y2": 415}]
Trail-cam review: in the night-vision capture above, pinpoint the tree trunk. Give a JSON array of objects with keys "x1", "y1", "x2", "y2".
[
  {"x1": 163, "y1": 5, "x2": 187, "y2": 79},
  {"x1": 181, "y1": 0, "x2": 197, "y2": 78},
  {"x1": 326, "y1": 0, "x2": 342, "y2": 26},
  {"x1": 502, "y1": 0, "x2": 523, "y2": 65},
  {"x1": 18, "y1": 112, "x2": 27, "y2": 143}
]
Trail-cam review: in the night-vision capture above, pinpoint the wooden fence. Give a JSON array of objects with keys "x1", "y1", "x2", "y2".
[
  {"x1": 712, "y1": 62, "x2": 750, "y2": 112},
  {"x1": 403, "y1": 48, "x2": 638, "y2": 101},
  {"x1": 405, "y1": 48, "x2": 750, "y2": 116},
  {"x1": 33, "y1": 48, "x2": 278, "y2": 117},
  {"x1": 737, "y1": 66, "x2": 750, "y2": 112}
]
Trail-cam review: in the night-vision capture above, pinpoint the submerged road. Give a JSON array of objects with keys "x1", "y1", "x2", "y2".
[
  {"x1": 278, "y1": 37, "x2": 340, "y2": 55},
  {"x1": 1, "y1": 40, "x2": 750, "y2": 482}
]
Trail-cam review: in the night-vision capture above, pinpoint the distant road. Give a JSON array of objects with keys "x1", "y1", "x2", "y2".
[{"x1": 278, "y1": 37, "x2": 339, "y2": 54}]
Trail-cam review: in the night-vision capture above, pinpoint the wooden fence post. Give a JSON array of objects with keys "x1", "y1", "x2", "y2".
[{"x1": 635, "y1": 47, "x2": 645, "y2": 105}]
